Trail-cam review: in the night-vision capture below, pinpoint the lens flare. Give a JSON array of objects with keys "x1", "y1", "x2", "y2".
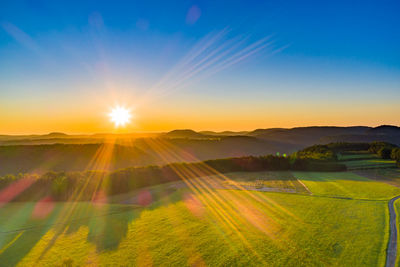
[{"x1": 108, "y1": 105, "x2": 132, "y2": 127}]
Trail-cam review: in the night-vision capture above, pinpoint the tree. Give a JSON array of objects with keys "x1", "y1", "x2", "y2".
[{"x1": 391, "y1": 148, "x2": 400, "y2": 162}]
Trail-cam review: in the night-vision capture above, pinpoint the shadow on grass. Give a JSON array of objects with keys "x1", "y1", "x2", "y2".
[
  {"x1": 0, "y1": 185, "x2": 185, "y2": 266},
  {"x1": 88, "y1": 186, "x2": 184, "y2": 252},
  {"x1": 0, "y1": 203, "x2": 67, "y2": 266}
]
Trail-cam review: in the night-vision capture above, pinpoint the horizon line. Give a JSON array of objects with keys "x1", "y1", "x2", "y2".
[{"x1": 1, "y1": 124, "x2": 399, "y2": 136}]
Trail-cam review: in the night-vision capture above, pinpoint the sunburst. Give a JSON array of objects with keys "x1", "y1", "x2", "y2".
[{"x1": 108, "y1": 105, "x2": 132, "y2": 127}]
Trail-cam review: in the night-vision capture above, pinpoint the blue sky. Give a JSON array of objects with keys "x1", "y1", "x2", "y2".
[{"x1": 0, "y1": 0, "x2": 399, "y2": 133}]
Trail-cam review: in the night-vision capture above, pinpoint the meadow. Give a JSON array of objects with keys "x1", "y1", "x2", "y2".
[
  {"x1": 1, "y1": 164, "x2": 399, "y2": 266},
  {"x1": 209, "y1": 171, "x2": 309, "y2": 193},
  {"x1": 338, "y1": 152, "x2": 397, "y2": 170},
  {"x1": 0, "y1": 145, "x2": 399, "y2": 266},
  {"x1": 292, "y1": 171, "x2": 400, "y2": 199},
  {"x1": 344, "y1": 159, "x2": 397, "y2": 170},
  {"x1": 0, "y1": 189, "x2": 389, "y2": 266}
]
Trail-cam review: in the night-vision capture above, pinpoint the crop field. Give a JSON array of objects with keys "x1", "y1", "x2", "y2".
[
  {"x1": 344, "y1": 159, "x2": 397, "y2": 170},
  {"x1": 213, "y1": 171, "x2": 309, "y2": 193},
  {"x1": 338, "y1": 152, "x2": 397, "y2": 170},
  {"x1": 337, "y1": 151, "x2": 378, "y2": 161}
]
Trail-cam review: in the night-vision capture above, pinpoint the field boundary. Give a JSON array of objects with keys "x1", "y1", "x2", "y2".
[{"x1": 295, "y1": 178, "x2": 312, "y2": 194}]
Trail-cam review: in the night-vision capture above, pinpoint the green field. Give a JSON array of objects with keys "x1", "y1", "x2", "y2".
[
  {"x1": 1, "y1": 166, "x2": 399, "y2": 266},
  {"x1": 292, "y1": 171, "x2": 400, "y2": 199},
  {"x1": 0, "y1": 190, "x2": 389, "y2": 266},
  {"x1": 337, "y1": 151, "x2": 378, "y2": 161},
  {"x1": 357, "y1": 168, "x2": 400, "y2": 187},
  {"x1": 209, "y1": 171, "x2": 309, "y2": 194},
  {"x1": 338, "y1": 152, "x2": 397, "y2": 170},
  {"x1": 344, "y1": 159, "x2": 397, "y2": 170}
]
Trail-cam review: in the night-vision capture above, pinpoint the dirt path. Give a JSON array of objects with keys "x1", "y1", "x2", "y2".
[{"x1": 386, "y1": 195, "x2": 400, "y2": 267}]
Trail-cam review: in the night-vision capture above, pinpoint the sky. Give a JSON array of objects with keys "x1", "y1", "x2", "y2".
[{"x1": 0, "y1": 0, "x2": 399, "y2": 134}]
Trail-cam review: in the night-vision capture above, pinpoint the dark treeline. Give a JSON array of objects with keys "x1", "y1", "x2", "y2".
[
  {"x1": 295, "y1": 142, "x2": 400, "y2": 163},
  {"x1": 0, "y1": 155, "x2": 346, "y2": 201},
  {"x1": 392, "y1": 148, "x2": 400, "y2": 162},
  {"x1": 292, "y1": 142, "x2": 371, "y2": 161},
  {"x1": 368, "y1": 141, "x2": 400, "y2": 161}
]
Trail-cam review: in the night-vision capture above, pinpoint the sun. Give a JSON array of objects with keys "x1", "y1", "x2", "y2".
[{"x1": 108, "y1": 105, "x2": 132, "y2": 127}]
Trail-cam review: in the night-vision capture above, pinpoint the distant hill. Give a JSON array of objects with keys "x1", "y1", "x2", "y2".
[
  {"x1": 163, "y1": 129, "x2": 208, "y2": 139},
  {"x1": 1, "y1": 125, "x2": 399, "y2": 175},
  {"x1": 0, "y1": 132, "x2": 160, "y2": 145},
  {"x1": 133, "y1": 135, "x2": 296, "y2": 162},
  {"x1": 248, "y1": 128, "x2": 288, "y2": 136},
  {"x1": 368, "y1": 125, "x2": 400, "y2": 135},
  {"x1": 0, "y1": 144, "x2": 158, "y2": 175},
  {"x1": 3, "y1": 125, "x2": 398, "y2": 146},
  {"x1": 0, "y1": 132, "x2": 74, "y2": 141},
  {"x1": 199, "y1": 130, "x2": 249, "y2": 136},
  {"x1": 247, "y1": 126, "x2": 387, "y2": 146},
  {"x1": 318, "y1": 126, "x2": 400, "y2": 145},
  {"x1": 0, "y1": 137, "x2": 298, "y2": 175},
  {"x1": 45, "y1": 132, "x2": 68, "y2": 137}
]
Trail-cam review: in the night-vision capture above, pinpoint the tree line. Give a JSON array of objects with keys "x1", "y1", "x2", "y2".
[
  {"x1": 368, "y1": 141, "x2": 400, "y2": 161},
  {"x1": 294, "y1": 141, "x2": 400, "y2": 163}
]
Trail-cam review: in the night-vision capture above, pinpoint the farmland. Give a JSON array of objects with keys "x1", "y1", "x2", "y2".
[
  {"x1": 338, "y1": 152, "x2": 397, "y2": 170},
  {"x1": 209, "y1": 171, "x2": 309, "y2": 193}
]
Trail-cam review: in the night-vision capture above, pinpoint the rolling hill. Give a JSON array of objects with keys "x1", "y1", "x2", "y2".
[{"x1": 1, "y1": 125, "x2": 399, "y2": 175}]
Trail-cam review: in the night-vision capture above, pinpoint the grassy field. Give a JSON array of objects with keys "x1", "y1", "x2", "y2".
[
  {"x1": 0, "y1": 189, "x2": 389, "y2": 267},
  {"x1": 211, "y1": 171, "x2": 309, "y2": 193},
  {"x1": 1, "y1": 167, "x2": 399, "y2": 266},
  {"x1": 357, "y1": 168, "x2": 400, "y2": 187},
  {"x1": 344, "y1": 159, "x2": 397, "y2": 170},
  {"x1": 338, "y1": 152, "x2": 397, "y2": 170},
  {"x1": 292, "y1": 171, "x2": 400, "y2": 199},
  {"x1": 337, "y1": 151, "x2": 378, "y2": 161}
]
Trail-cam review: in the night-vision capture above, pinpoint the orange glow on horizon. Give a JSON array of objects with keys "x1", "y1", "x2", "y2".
[{"x1": 0, "y1": 97, "x2": 399, "y2": 135}]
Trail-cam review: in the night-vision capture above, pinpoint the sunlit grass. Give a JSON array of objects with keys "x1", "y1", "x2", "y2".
[
  {"x1": 0, "y1": 189, "x2": 387, "y2": 267},
  {"x1": 345, "y1": 159, "x2": 397, "y2": 170},
  {"x1": 293, "y1": 171, "x2": 400, "y2": 199},
  {"x1": 206, "y1": 171, "x2": 309, "y2": 194},
  {"x1": 338, "y1": 152, "x2": 397, "y2": 170},
  {"x1": 337, "y1": 152, "x2": 378, "y2": 161}
]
